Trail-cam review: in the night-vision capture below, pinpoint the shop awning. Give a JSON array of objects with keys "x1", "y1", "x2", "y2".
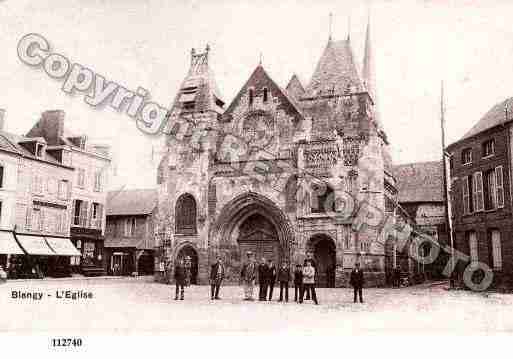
[
  {"x1": 45, "y1": 237, "x2": 81, "y2": 256},
  {"x1": 16, "y1": 235, "x2": 56, "y2": 256},
  {"x1": 0, "y1": 231, "x2": 24, "y2": 255}
]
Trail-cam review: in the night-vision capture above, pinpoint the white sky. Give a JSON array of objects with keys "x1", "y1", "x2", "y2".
[{"x1": 2, "y1": 0, "x2": 513, "y2": 189}]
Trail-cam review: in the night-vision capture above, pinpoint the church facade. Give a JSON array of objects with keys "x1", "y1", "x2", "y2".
[{"x1": 154, "y1": 21, "x2": 397, "y2": 287}]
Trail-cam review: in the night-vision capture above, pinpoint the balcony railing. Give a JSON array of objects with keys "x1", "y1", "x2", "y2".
[{"x1": 72, "y1": 216, "x2": 103, "y2": 229}]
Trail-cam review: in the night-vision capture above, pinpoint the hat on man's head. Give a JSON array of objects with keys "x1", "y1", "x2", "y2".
[{"x1": 246, "y1": 251, "x2": 253, "y2": 256}]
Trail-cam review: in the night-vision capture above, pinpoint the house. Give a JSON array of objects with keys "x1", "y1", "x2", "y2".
[
  {"x1": 447, "y1": 97, "x2": 513, "y2": 290},
  {"x1": 0, "y1": 109, "x2": 78, "y2": 278},
  {"x1": 104, "y1": 189, "x2": 157, "y2": 276},
  {"x1": 25, "y1": 110, "x2": 111, "y2": 276},
  {"x1": 393, "y1": 161, "x2": 449, "y2": 280}
]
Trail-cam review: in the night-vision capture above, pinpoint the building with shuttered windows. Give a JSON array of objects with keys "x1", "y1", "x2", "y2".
[{"x1": 447, "y1": 97, "x2": 513, "y2": 290}]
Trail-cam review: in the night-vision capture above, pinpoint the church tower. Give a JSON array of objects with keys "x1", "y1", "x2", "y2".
[{"x1": 155, "y1": 45, "x2": 225, "y2": 284}]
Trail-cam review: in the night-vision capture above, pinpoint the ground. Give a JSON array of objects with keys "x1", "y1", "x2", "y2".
[{"x1": 0, "y1": 277, "x2": 512, "y2": 333}]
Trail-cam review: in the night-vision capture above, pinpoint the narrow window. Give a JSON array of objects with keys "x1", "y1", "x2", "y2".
[
  {"x1": 249, "y1": 88, "x2": 254, "y2": 106},
  {"x1": 263, "y1": 87, "x2": 268, "y2": 103},
  {"x1": 176, "y1": 193, "x2": 197, "y2": 234},
  {"x1": 36, "y1": 143, "x2": 44, "y2": 158},
  {"x1": 484, "y1": 169, "x2": 497, "y2": 210},
  {"x1": 461, "y1": 148, "x2": 472, "y2": 164},
  {"x1": 0, "y1": 166, "x2": 4, "y2": 188},
  {"x1": 482, "y1": 139, "x2": 495, "y2": 157}
]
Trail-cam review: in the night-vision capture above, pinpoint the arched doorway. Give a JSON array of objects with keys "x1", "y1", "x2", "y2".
[
  {"x1": 237, "y1": 213, "x2": 280, "y2": 266},
  {"x1": 309, "y1": 234, "x2": 336, "y2": 288},
  {"x1": 176, "y1": 245, "x2": 199, "y2": 285},
  {"x1": 210, "y1": 192, "x2": 294, "y2": 268}
]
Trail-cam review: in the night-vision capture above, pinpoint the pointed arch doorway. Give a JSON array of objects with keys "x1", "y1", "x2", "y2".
[{"x1": 237, "y1": 213, "x2": 280, "y2": 266}]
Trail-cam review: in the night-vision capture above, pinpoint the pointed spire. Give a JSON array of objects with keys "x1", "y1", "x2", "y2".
[
  {"x1": 329, "y1": 13, "x2": 333, "y2": 41},
  {"x1": 362, "y1": 12, "x2": 374, "y2": 99},
  {"x1": 259, "y1": 52, "x2": 263, "y2": 66},
  {"x1": 347, "y1": 15, "x2": 351, "y2": 41}
]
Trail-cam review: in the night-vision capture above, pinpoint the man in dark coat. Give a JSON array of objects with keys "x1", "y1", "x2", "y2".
[
  {"x1": 267, "y1": 259, "x2": 277, "y2": 301},
  {"x1": 277, "y1": 262, "x2": 290, "y2": 302},
  {"x1": 258, "y1": 257, "x2": 268, "y2": 301},
  {"x1": 303, "y1": 251, "x2": 316, "y2": 300},
  {"x1": 350, "y1": 262, "x2": 365, "y2": 303},
  {"x1": 174, "y1": 258, "x2": 186, "y2": 300},
  {"x1": 210, "y1": 256, "x2": 225, "y2": 300},
  {"x1": 293, "y1": 264, "x2": 303, "y2": 302}
]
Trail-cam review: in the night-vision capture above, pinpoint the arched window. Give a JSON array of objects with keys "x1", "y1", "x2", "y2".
[
  {"x1": 175, "y1": 193, "x2": 197, "y2": 234},
  {"x1": 263, "y1": 87, "x2": 268, "y2": 103}
]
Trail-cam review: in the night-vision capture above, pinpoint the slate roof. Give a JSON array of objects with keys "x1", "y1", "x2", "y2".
[
  {"x1": 285, "y1": 74, "x2": 305, "y2": 100},
  {"x1": 0, "y1": 130, "x2": 68, "y2": 167},
  {"x1": 457, "y1": 97, "x2": 513, "y2": 142},
  {"x1": 304, "y1": 39, "x2": 364, "y2": 97},
  {"x1": 169, "y1": 47, "x2": 225, "y2": 115},
  {"x1": 106, "y1": 189, "x2": 157, "y2": 216},
  {"x1": 393, "y1": 161, "x2": 444, "y2": 203}
]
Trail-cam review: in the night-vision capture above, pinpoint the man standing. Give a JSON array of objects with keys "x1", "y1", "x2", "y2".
[
  {"x1": 303, "y1": 251, "x2": 317, "y2": 300},
  {"x1": 184, "y1": 256, "x2": 192, "y2": 286},
  {"x1": 241, "y1": 251, "x2": 257, "y2": 300},
  {"x1": 267, "y1": 259, "x2": 277, "y2": 301},
  {"x1": 258, "y1": 257, "x2": 268, "y2": 301},
  {"x1": 210, "y1": 256, "x2": 225, "y2": 300},
  {"x1": 300, "y1": 260, "x2": 318, "y2": 305},
  {"x1": 350, "y1": 262, "x2": 365, "y2": 303},
  {"x1": 293, "y1": 264, "x2": 303, "y2": 302},
  {"x1": 277, "y1": 262, "x2": 290, "y2": 302},
  {"x1": 174, "y1": 258, "x2": 186, "y2": 300}
]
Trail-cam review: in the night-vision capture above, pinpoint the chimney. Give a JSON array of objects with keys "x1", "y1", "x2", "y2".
[
  {"x1": 40, "y1": 110, "x2": 65, "y2": 145},
  {"x1": 0, "y1": 109, "x2": 5, "y2": 131}
]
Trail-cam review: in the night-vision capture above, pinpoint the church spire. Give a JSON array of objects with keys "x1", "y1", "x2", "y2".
[{"x1": 362, "y1": 12, "x2": 374, "y2": 100}]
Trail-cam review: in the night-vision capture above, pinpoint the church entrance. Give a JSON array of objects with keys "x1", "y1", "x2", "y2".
[
  {"x1": 309, "y1": 234, "x2": 336, "y2": 288},
  {"x1": 176, "y1": 245, "x2": 198, "y2": 285},
  {"x1": 237, "y1": 213, "x2": 280, "y2": 266}
]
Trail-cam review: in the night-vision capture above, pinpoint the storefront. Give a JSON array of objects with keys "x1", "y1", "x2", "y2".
[
  {"x1": 104, "y1": 238, "x2": 154, "y2": 276},
  {"x1": 5, "y1": 233, "x2": 81, "y2": 279},
  {"x1": 0, "y1": 230, "x2": 25, "y2": 276},
  {"x1": 70, "y1": 227, "x2": 104, "y2": 276}
]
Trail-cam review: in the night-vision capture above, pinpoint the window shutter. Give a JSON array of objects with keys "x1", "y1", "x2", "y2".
[
  {"x1": 495, "y1": 166, "x2": 504, "y2": 208},
  {"x1": 491, "y1": 230, "x2": 502, "y2": 270},
  {"x1": 0, "y1": 166, "x2": 4, "y2": 188},
  {"x1": 462, "y1": 176, "x2": 470, "y2": 214},
  {"x1": 473, "y1": 172, "x2": 484, "y2": 211}
]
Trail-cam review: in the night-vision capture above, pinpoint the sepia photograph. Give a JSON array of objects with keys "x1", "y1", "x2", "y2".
[{"x1": 0, "y1": 0, "x2": 512, "y2": 355}]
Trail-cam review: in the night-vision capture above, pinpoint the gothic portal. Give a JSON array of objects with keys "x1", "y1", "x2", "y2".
[{"x1": 154, "y1": 19, "x2": 397, "y2": 286}]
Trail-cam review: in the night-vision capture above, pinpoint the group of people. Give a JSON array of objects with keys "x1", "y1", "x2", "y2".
[
  {"x1": 240, "y1": 255, "x2": 318, "y2": 304},
  {"x1": 171, "y1": 250, "x2": 366, "y2": 304}
]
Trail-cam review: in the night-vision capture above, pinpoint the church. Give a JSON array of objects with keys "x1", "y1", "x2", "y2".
[{"x1": 154, "y1": 18, "x2": 397, "y2": 287}]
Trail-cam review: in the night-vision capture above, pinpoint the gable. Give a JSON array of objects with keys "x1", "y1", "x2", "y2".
[{"x1": 224, "y1": 65, "x2": 304, "y2": 121}]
